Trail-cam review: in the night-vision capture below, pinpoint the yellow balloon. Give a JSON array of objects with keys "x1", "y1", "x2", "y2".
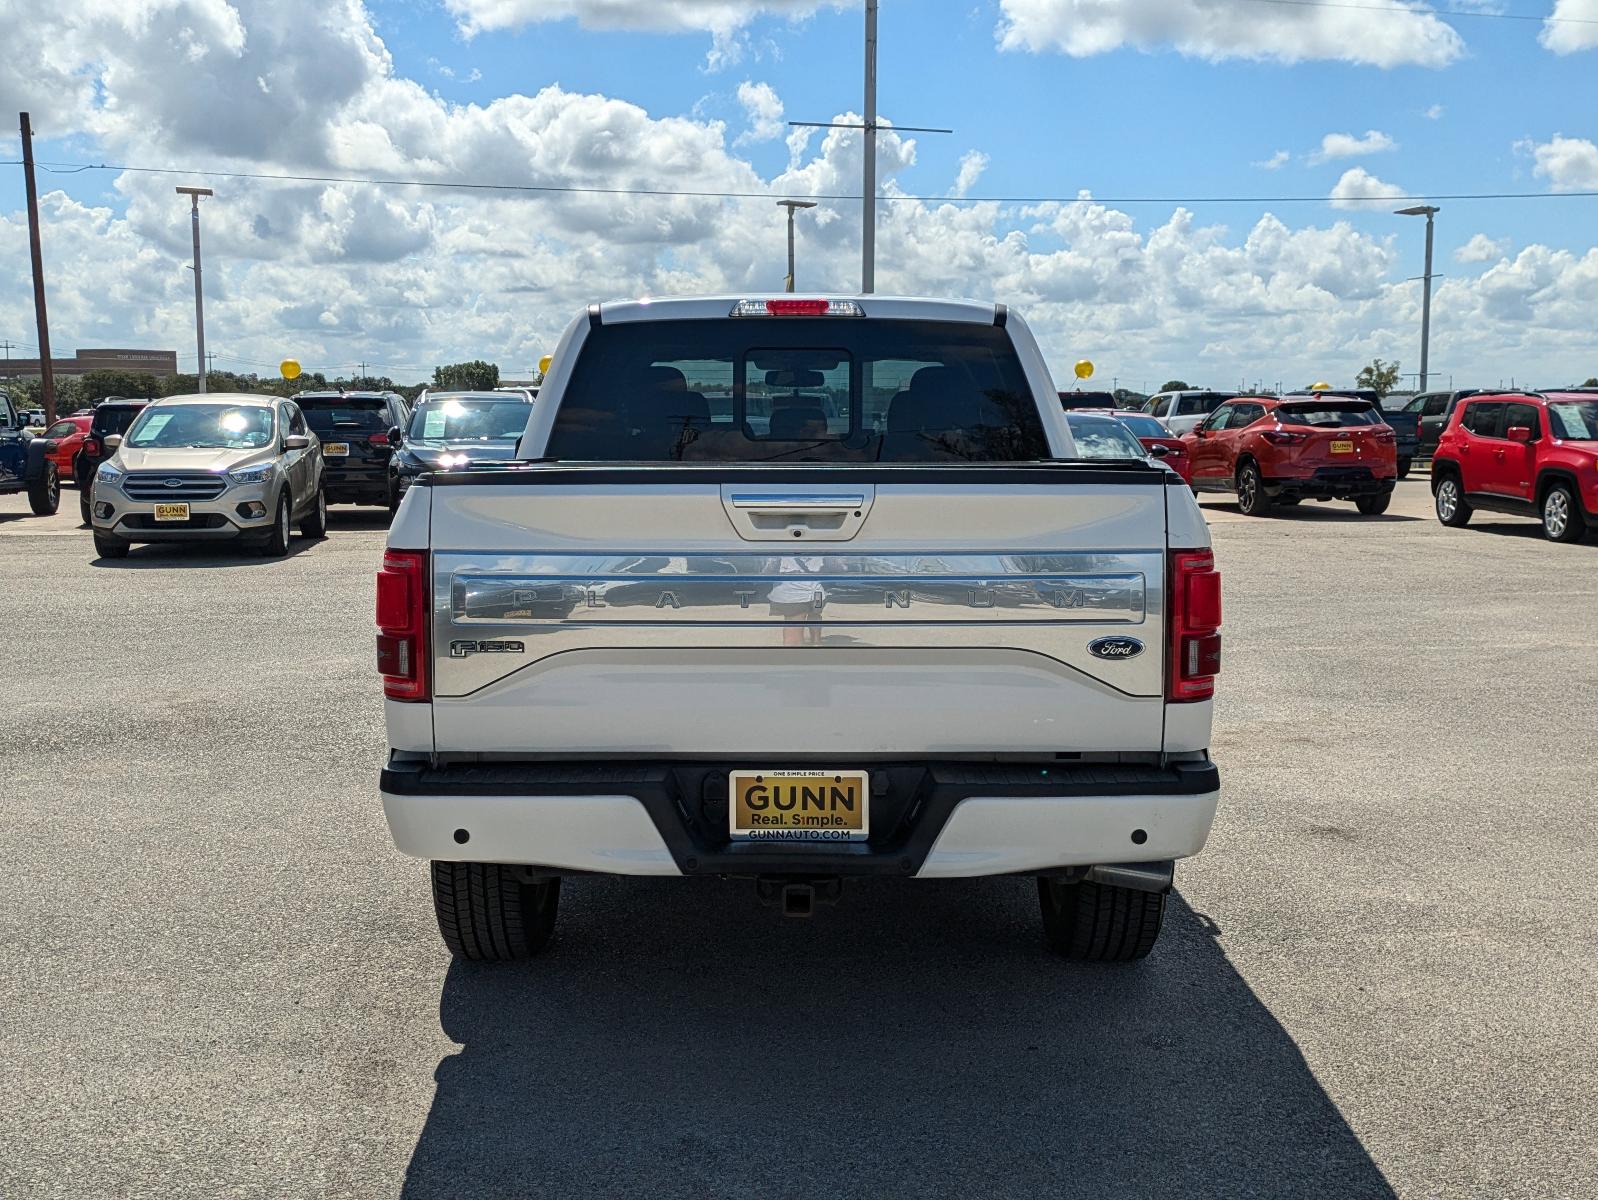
[
  {"x1": 1310, "y1": 380, "x2": 1332, "y2": 391},
  {"x1": 280, "y1": 359, "x2": 302, "y2": 381},
  {"x1": 538, "y1": 354, "x2": 554, "y2": 377},
  {"x1": 1074, "y1": 359, "x2": 1094, "y2": 380}
]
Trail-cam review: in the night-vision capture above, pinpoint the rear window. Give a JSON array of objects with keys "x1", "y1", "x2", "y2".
[
  {"x1": 1064, "y1": 414, "x2": 1147, "y2": 460},
  {"x1": 1276, "y1": 404, "x2": 1383, "y2": 428},
  {"x1": 297, "y1": 397, "x2": 390, "y2": 433},
  {"x1": 1114, "y1": 414, "x2": 1167, "y2": 439},
  {"x1": 91, "y1": 405, "x2": 146, "y2": 436},
  {"x1": 1058, "y1": 391, "x2": 1117, "y2": 410},
  {"x1": 1175, "y1": 394, "x2": 1229, "y2": 416},
  {"x1": 545, "y1": 319, "x2": 1050, "y2": 463},
  {"x1": 1548, "y1": 401, "x2": 1598, "y2": 440}
]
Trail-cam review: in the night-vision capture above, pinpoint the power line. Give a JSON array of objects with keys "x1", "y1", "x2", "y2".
[{"x1": 6, "y1": 158, "x2": 1597, "y2": 206}]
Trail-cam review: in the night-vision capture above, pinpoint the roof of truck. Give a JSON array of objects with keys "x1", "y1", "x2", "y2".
[{"x1": 595, "y1": 295, "x2": 1005, "y2": 326}]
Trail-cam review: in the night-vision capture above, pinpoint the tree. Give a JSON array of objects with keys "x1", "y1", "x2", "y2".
[
  {"x1": 79, "y1": 370, "x2": 161, "y2": 400},
  {"x1": 433, "y1": 360, "x2": 499, "y2": 391},
  {"x1": 1356, "y1": 358, "x2": 1401, "y2": 398},
  {"x1": 1158, "y1": 380, "x2": 1191, "y2": 392},
  {"x1": 1582, "y1": 377, "x2": 1597, "y2": 387}
]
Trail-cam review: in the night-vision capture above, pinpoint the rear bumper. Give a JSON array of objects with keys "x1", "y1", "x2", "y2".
[
  {"x1": 1267, "y1": 467, "x2": 1394, "y2": 500},
  {"x1": 322, "y1": 463, "x2": 388, "y2": 503},
  {"x1": 379, "y1": 758, "x2": 1221, "y2": 878}
]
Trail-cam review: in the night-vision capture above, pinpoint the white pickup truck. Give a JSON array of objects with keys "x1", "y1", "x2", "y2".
[{"x1": 377, "y1": 296, "x2": 1222, "y2": 963}]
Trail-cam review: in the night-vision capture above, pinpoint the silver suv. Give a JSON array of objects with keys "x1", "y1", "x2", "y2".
[{"x1": 90, "y1": 393, "x2": 326, "y2": 559}]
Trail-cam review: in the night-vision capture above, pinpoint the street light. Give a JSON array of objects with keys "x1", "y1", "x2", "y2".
[
  {"x1": 776, "y1": 200, "x2": 817, "y2": 293},
  {"x1": 177, "y1": 186, "x2": 214, "y2": 393},
  {"x1": 1395, "y1": 204, "x2": 1439, "y2": 393}
]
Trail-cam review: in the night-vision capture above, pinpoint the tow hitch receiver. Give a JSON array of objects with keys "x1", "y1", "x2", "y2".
[{"x1": 756, "y1": 876, "x2": 843, "y2": 918}]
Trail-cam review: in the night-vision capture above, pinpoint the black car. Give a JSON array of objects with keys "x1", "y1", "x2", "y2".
[
  {"x1": 293, "y1": 391, "x2": 410, "y2": 508},
  {"x1": 1400, "y1": 389, "x2": 1486, "y2": 458},
  {"x1": 75, "y1": 398, "x2": 151, "y2": 523},
  {"x1": 388, "y1": 391, "x2": 534, "y2": 512},
  {"x1": 1058, "y1": 390, "x2": 1120, "y2": 411}
]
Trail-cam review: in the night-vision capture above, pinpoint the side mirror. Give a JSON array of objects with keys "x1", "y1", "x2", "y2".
[
  {"x1": 1148, "y1": 443, "x2": 1171, "y2": 458},
  {"x1": 103, "y1": 433, "x2": 123, "y2": 450},
  {"x1": 388, "y1": 425, "x2": 403, "y2": 446},
  {"x1": 1507, "y1": 425, "x2": 1532, "y2": 444},
  {"x1": 284, "y1": 433, "x2": 311, "y2": 451}
]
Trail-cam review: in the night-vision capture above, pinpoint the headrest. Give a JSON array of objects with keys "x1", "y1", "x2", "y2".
[{"x1": 768, "y1": 406, "x2": 828, "y2": 439}]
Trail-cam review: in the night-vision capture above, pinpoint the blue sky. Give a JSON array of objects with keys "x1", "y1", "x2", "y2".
[{"x1": 1, "y1": 0, "x2": 1596, "y2": 386}]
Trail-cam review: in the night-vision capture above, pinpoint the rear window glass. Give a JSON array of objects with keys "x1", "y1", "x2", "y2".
[
  {"x1": 1176, "y1": 394, "x2": 1229, "y2": 416},
  {"x1": 1276, "y1": 404, "x2": 1382, "y2": 427},
  {"x1": 92, "y1": 405, "x2": 146, "y2": 436},
  {"x1": 1058, "y1": 391, "x2": 1117, "y2": 410},
  {"x1": 1115, "y1": 414, "x2": 1167, "y2": 439},
  {"x1": 297, "y1": 398, "x2": 390, "y2": 433},
  {"x1": 1064, "y1": 415, "x2": 1147, "y2": 460},
  {"x1": 546, "y1": 319, "x2": 1050, "y2": 463}
]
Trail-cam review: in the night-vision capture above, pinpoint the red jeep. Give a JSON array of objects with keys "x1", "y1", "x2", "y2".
[
  {"x1": 1180, "y1": 395, "x2": 1397, "y2": 516},
  {"x1": 1431, "y1": 391, "x2": 1598, "y2": 543}
]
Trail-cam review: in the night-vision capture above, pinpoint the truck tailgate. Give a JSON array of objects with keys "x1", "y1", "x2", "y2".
[{"x1": 422, "y1": 466, "x2": 1174, "y2": 757}]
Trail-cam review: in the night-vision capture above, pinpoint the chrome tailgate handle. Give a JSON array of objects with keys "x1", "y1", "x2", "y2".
[{"x1": 721, "y1": 486, "x2": 875, "y2": 542}]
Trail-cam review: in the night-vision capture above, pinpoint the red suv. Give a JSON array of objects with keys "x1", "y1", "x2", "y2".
[
  {"x1": 1431, "y1": 391, "x2": 1598, "y2": 542},
  {"x1": 1180, "y1": 395, "x2": 1397, "y2": 516}
]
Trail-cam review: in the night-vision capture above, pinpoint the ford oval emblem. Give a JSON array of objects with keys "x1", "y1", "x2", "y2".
[{"x1": 1088, "y1": 636, "x2": 1144, "y2": 660}]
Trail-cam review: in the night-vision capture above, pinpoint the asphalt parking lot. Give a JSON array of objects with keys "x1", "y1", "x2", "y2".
[{"x1": 3, "y1": 478, "x2": 1595, "y2": 1200}]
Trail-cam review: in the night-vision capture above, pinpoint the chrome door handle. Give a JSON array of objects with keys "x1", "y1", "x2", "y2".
[{"x1": 729, "y1": 494, "x2": 865, "y2": 511}]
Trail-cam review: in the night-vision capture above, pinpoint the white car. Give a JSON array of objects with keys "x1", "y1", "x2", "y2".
[
  {"x1": 90, "y1": 393, "x2": 326, "y2": 559},
  {"x1": 376, "y1": 296, "x2": 1223, "y2": 964},
  {"x1": 1143, "y1": 389, "x2": 1233, "y2": 436}
]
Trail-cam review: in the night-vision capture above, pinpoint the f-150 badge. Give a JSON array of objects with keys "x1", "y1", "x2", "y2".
[{"x1": 449, "y1": 639, "x2": 526, "y2": 658}]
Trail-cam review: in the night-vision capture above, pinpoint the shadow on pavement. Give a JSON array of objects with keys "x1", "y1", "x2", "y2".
[
  {"x1": 403, "y1": 880, "x2": 1395, "y2": 1200},
  {"x1": 1202, "y1": 501, "x2": 1423, "y2": 524},
  {"x1": 88, "y1": 537, "x2": 321, "y2": 568}
]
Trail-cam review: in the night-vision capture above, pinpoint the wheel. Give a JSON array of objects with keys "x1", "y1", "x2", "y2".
[
  {"x1": 1434, "y1": 474, "x2": 1472, "y2": 527},
  {"x1": 1541, "y1": 483, "x2": 1587, "y2": 544},
  {"x1": 1397, "y1": 456, "x2": 1412, "y2": 480},
  {"x1": 27, "y1": 462, "x2": 60, "y2": 516},
  {"x1": 260, "y1": 490, "x2": 292, "y2": 557},
  {"x1": 1235, "y1": 461, "x2": 1273, "y2": 517},
  {"x1": 300, "y1": 486, "x2": 327, "y2": 538},
  {"x1": 1038, "y1": 877, "x2": 1166, "y2": 962},
  {"x1": 93, "y1": 533, "x2": 129, "y2": 560},
  {"x1": 1355, "y1": 491, "x2": 1391, "y2": 516},
  {"x1": 79, "y1": 488, "x2": 92, "y2": 526},
  {"x1": 431, "y1": 862, "x2": 560, "y2": 961}
]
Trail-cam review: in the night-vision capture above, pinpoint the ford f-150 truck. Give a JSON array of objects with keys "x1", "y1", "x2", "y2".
[{"x1": 377, "y1": 296, "x2": 1223, "y2": 963}]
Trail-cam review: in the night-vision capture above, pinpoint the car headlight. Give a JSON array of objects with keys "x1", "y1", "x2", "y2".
[
  {"x1": 96, "y1": 462, "x2": 123, "y2": 485},
  {"x1": 228, "y1": 463, "x2": 275, "y2": 486}
]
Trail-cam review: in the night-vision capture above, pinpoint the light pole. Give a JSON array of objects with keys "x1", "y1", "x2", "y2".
[
  {"x1": 177, "y1": 187, "x2": 214, "y2": 393},
  {"x1": 1395, "y1": 205, "x2": 1439, "y2": 393},
  {"x1": 776, "y1": 200, "x2": 817, "y2": 292}
]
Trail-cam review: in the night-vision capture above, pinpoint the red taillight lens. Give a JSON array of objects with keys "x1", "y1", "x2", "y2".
[
  {"x1": 1168, "y1": 549, "x2": 1221, "y2": 703},
  {"x1": 1373, "y1": 429, "x2": 1396, "y2": 443},
  {"x1": 1262, "y1": 430, "x2": 1309, "y2": 446},
  {"x1": 765, "y1": 299, "x2": 831, "y2": 316},
  {"x1": 368, "y1": 432, "x2": 390, "y2": 446},
  {"x1": 84, "y1": 438, "x2": 100, "y2": 457},
  {"x1": 376, "y1": 550, "x2": 429, "y2": 701}
]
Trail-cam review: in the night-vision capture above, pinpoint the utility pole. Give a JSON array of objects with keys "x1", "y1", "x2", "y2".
[
  {"x1": 177, "y1": 186, "x2": 213, "y2": 393},
  {"x1": 776, "y1": 200, "x2": 818, "y2": 292},
  {"x1": 20, "y1": 112, "x2": 57, "y2": 424},
  {"x1": 1395, "y1": 205, "x2": 1439, "y2": 392}
]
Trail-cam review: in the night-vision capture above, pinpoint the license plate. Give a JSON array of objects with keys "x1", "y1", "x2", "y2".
[
  {"x1": 153, "y1": 503, "x2": 190, "y2": 522},
  {"x1": 729, "y1": 769, "x2": 869, "y2": 842},
  {"x1": 1330, "y1": 439, "x2": 1354, "y2": 454},
  {"x1": 323, "y1": 443, "x2": 350, "y2": 457}
]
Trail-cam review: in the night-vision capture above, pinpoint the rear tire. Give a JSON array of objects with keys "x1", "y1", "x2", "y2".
[
  {"x1": 1397, "y1": 456, "x2": 1412, "y2": 480},
  {"x1": 431, "y1": 862, "x2": 560, "y2": 961},
  {"x1": 28, "y1": 462, "x2": 60, "y2": 516},
  {"x1": 79, "y1": 488, "x2": 92, "y2": 526},
  {"x1": 1355, "y1": 491, "x2": 1391, "y2": 516},
  {"x1": 1435, "y1": 473, "x2": 1472, "y2": 527},
  {"x1": 300, "y1": 486, "x2": 327, "y2": 538},
  {"x1": 1236, "y1": 461, "x2": 1273, "y2": 517},
  {"x1": 93, "y1": 533, "x2": 129, "y2": 560},
  {"x1": 1038, "y1": 877, "x2": 1166, "y2": 962},
  {"x1": 1541, "y1": 483, "x2": 1587, "y2": 544},
  {"x1": 261, "y1": 490, "x2": 292, "y2": 557}
]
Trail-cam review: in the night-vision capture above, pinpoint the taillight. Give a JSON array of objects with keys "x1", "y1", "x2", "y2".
[
  {"x1": 368, "y1": 433, "x2": 390, "y2": 447},
  {"x1": 376, "y1": 550, "x2": 429, "y2": 702},
  {"x1": 1261, "y1": 430, "x2": 1309, "y2": 446},
  {"x1": 1373, "y1": 429, "x2": 1396, "y2": 444},
  {"x1": 1168, "y1": 549, "x2": 1221, "y2": 703},
  {"x1": 84, "y1": 438, "x2": 100, "y2": 457},
  {"x1": 730, "y1": 298, "x2": 865, "y2": 318}
]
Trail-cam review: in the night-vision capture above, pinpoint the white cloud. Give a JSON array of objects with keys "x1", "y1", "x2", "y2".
[
  {"x1": 1309, "y1": 130, "x2": 1396, "y2": 164},
  {"x1": 1525, "y1": 135, "x2": 1598, "y2": 191},
  {"x1": 950, "y1": 150, "x2": 990, "y2": 198},
  {"x1": 734, "y1": 80, "x2": 785, "y2": 145},
  {"x1": 1253, "y1": 150, "x2": 1290, "y2": 171},
  {"x1": 1540, "y1": 0, "x2": 1598, "y2": 54},
  {"x1": 1423, "y1": 104, "x2": 1445, "y2": 120},
  {"x1": 443, "y1": 0, "x2": 842, "y2": 42},
  {"x1": 1455, "y1": 234, "x2": 1507, "y2": 264},
  {"x1": 996, "y1": 0, "x2": 1464, "y2": 67},
  {"x1": 1329, "y1": 167, "x2": 1408, "y2": 209}
]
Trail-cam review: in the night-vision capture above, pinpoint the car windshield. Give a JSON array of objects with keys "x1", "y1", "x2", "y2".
[
  {"x1": 1276, "y1": 404, "x2": 1383, "y2": 427},
  {"x1": 1066, "y1": 414, "x2": 1149, "y2": 460},
  {"x1": 1548, "y1": 401, "x2": 1598, "y2": 440},
  {"x1": 297, "y1": 397, "x2": 390, "y2": 434},
  {"x1": 409, "y1": 398, "x2": 532, "y2": 442},
  {"x1": 126, "y1": 404, "x2": 275, "y2": 449},
  {"x1": 544, "y1": 318, "x2": 1049, "y2": 463},
  {"x1": 1114, "y1": 414, "x2": 1168, "y2": 439}
]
